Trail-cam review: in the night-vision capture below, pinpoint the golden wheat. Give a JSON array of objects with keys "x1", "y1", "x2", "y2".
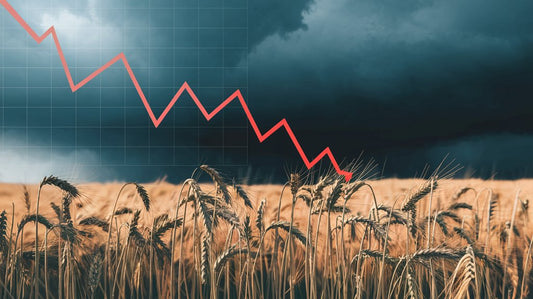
[{"x1": 0, "y1": 169, "x2": 532, "y2": 298}]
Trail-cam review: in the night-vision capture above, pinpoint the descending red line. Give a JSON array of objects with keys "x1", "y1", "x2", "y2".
[{"x1": 0, "y1": 0, "x2": 353, "y2": 181}]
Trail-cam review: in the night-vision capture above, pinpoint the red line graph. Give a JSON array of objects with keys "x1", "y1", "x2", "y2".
[{"x1": 0, "y1": 0, "x2": 353, "y2": 181}]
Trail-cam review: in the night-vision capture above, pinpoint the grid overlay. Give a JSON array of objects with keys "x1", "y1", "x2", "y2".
[{"x1": 0, "y1": 0, "x2": 250, "y2": 176}]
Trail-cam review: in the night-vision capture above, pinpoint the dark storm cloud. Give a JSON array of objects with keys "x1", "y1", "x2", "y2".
[
  {"x1": 248, "y1": 0, "x2": 533, "y2": 106},
  {"x1": 239, "y1": 0, "x2": 533, "y2": 179},
  {"x1": 2, "y1": 0, "x2": 533, "y2": 182}
]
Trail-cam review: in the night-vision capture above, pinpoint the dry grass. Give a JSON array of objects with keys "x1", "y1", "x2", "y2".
[{"x1": 0, "y1": 166, "x2": 533, "y2": 298}]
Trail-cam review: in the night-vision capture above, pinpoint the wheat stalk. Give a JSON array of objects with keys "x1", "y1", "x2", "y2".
[
  {"x1": 129, "y1": 210, "x2": 147, "y2": 248},
  {"x1": 451, "y1": 187, "x2": 475, "y2": 202},
  {"x1": 199, "y1": 165, "x2": 231, "y2": 204},
  {"x1": 448, "y1": 202, "x2": 473, "y2": 211},
  {"x1": 402, "y1": 179, "x2": 438, "y2": 212},
  {"x1": 114, "y1": 207, "x2": 133, "y2": 215},
  {"x1": 17, "y1": 214, "x2": 54, "y2": 235},
  {"x1": 22, "y1": 185, "x2": 30, "y2": 213},
  {"x1": 88, "y1": 252, "x2": 103, "y2": 298},
  {"x1": 40, "y1": 176, "x2": 79, "y2": 198},
  {"x1": 360, "y1": 250, "x2": 398, "y2": 265},
  {"x1": 407, "y1": 264, "x2": 418, "y2": 299},
  {"x1": 447, "y1": 246, "x2": 477, "y2": 299},
  {"x1": 409, "y1": 247, "x2": 461, "y2": 262},
  {"x1": 79, "y1": 217, "x2": 109, "y2": 232},
  {"x1": 200, "y1": 234, "x2": 210, "y2": 285},
  {"x1": 214, "y1": 246, "x2": 252, "y2": 274},
  {"x1": 256, "y1": 199, "x2": 266, "y2": 233},
  {"x1": 133, "y1": 183, "x2": 150, "y2": 211},
  {"x1": 265, "y1": 221, "x2": 307, "y2": 246},
  {"x1": 289, "y1": 173, "x2": 301, "y2": 197},
  {"x1": 0, "y1": 211, "x2": 8, "y2": 253},
  {"x1": 233, "y1": 181, "x2": 253, "y2": 208},
  {"x1": 338, "y1": 216, "x2": 387, "y2": 242}
]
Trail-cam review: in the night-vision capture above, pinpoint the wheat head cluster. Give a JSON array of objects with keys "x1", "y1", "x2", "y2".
[{"x1": 0, "y1": 164, "x2": 532, "y2": 298}]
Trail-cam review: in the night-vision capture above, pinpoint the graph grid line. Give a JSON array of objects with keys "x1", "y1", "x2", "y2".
[{"x1": 0, "y1": 0, "x2": 353, "y2": 181}]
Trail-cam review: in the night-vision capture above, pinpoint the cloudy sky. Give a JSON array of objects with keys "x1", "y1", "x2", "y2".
[{"x1": 1, "y1": 0, "x2": 533, "y2": 183}]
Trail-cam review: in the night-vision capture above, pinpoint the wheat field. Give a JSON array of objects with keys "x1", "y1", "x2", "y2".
[{"x1": 0, "y1": 165, "x2": 532, "y2": 298}]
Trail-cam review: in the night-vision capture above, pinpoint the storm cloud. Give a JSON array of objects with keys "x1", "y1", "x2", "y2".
[
  {"x1": 243, "y1": 0, "x2": 533, "y2": 179},
  {"x1": 1, "y1": 0, "x2": 533, "y2": 182}
]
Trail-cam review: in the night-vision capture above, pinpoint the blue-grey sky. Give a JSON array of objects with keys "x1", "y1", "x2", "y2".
[{"x1": 1, "y1": 0, "x2": 533, "y2": 182}]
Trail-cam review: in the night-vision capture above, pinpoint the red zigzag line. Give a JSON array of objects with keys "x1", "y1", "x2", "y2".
[{"x1": 0, "y1": 0, "x2": 353, "y2": 181}]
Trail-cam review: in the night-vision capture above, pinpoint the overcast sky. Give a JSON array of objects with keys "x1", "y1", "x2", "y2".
[{"x1": 1, "y1": 0, "x2": 533, "y2": 183}]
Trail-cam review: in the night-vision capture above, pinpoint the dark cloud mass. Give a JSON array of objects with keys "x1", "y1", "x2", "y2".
[
  {"x1": 0, "y1": 0, "x2": 533, "y2": 182},
  {"x1": 243, "y1": 0, "x2": 533, "y2": 180}
]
